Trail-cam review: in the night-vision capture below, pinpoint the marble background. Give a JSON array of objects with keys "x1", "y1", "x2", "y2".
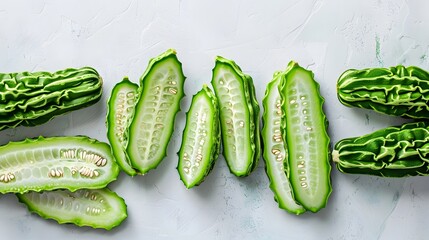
[{"x1": 0, "y1": 0, "x2": 427, "y2": 239}]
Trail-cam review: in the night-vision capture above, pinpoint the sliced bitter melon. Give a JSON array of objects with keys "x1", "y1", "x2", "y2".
[
  {"x1": 17, "y1": 188, "x2": 127, "y2": 230},
  {"x1": 0, "y1": 136, "x2": 119, "y2": 194},
  {"x1": 211, "y1": 56, "x2": 260, "y2": 177},
  {"x1": 279, "y1": 61, "x2": 331, "y2": 212},
  {"x1": 127, "y1": 49, "x2": 186, "y2": 174},
  {"x1": 107, "y1": 77, "x2": 139, "y2": 176},
  {"x1": 177, "y1": 85, "x2": 220, "y2": 188},
  {"x1": 262, "y1": 70, "x2": 306, "y2": 214}
]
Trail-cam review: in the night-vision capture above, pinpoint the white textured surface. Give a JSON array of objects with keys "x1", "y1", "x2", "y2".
[{"x1": 0, "y1": 0, "x2": 428, "y2": 239}]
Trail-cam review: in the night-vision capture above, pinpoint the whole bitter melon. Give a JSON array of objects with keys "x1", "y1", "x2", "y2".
[
  {"x1": 337, "y1": 65, "x2": 429, "y2": 119},
  {"x1": 333, "y1": 121, "x2": 429, "y2": 177},
  {"x1": 0, "y1": 67, "x2": 103, "y2": 130}
]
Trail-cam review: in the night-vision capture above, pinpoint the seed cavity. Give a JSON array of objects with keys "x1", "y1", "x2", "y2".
[
  {"x1": 79, "y1": 167, "x2": 100, "y2": 178},
  {"x1": 184, "y1": 160, "x2": 191, "y2": 167},
  {"x1": 90, "y1": 194, "x2": 97, "y2": 201},
  {"x1": 61, "y1": 149, "x2": 107, "y2": 167},
  {"x1": 61, "y1": 149, "x2": 76, "y2": 159},
  {"x1": 86, "y1": 206, "x2": 102, "y2": 215},
  {"x1": 273, "y1": 134, "x2": 282, "y2": 142},
  {"x1": 271, "y1": 147, "x2": 284, "y2": 161},
  {"x1": 48, "y1": 168, "x2": 64, "y2": 178},
  {"x1": 126, "y1": 92, "x2": 135, "y2": 98},
  {"x1": 276, "y1": 99, "x2": 281, "y2": 108},
  {"x1": 271, "y1": 148, "x2": 281, "y2": 155},
  {"x1": 169, "y1": 88, "x2": 178, "y2": 95},
  {"x1": 0, "y1": 172, "x2": 15, "y2": 183}
]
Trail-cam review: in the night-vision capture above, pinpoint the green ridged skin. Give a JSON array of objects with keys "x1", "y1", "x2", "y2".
[
  {"x1": 127, "y1": 49, "x2": 185, "y2": 174},
  {"x1": 337, "y1": 65, "x2": 429, "y2": 119},
  {"x1": 244, "y1": 74, "x2": 261, "y2": 172},
  {"x1": 17, "y1": 188, "x2": 127, "y2": 230},
  {"x1": 0, "y1": 67, "x2": 103, "y2": 130},
  {"x1": 262, "y1": 70, "x2": 306, "y2": 214},
  {"x1": 211, "y1": 56, "x2": 260, "y2": 177},
  {"x1": 333, "y1": 121, "x2": 429, "y2": 177},
  {"x1": 178, "y1": 85, "x2": 220, "y2": 188},
  {"x1": 106, "y1": 77, "x2": 139, "y2": 176},
  {"x1": 279, "y1": 61, "x2": 331, "y2": 213},
  {"x1": 0, "y1": 136, "x2": 119, "y2": 194}
]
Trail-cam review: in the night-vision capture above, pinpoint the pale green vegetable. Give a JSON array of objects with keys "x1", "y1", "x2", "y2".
[
  {"x1": 262, "y1": 70, "x2": 306, "y2": 214},
  {"x1": 127, "y1": 49, "x2": 186, "y2": 174},
  {"x1": 0, "y1": 136, "x2": 119, "y2": 194},
  {"x1": 178, "y1": 85, "x2": 220, "y2": 188},
  {"x1": 106, "y1": 77, "x2": 139, "y2": 176},
  {"x1": 211, "y1": 56, "x2": 260, "y2": 177},
  {"x1": 17, "y1": 188, "x2": 127, "y2": 230},
  {"x1": 279, "y1": 61, "x2": 331, "y2": 213}
]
